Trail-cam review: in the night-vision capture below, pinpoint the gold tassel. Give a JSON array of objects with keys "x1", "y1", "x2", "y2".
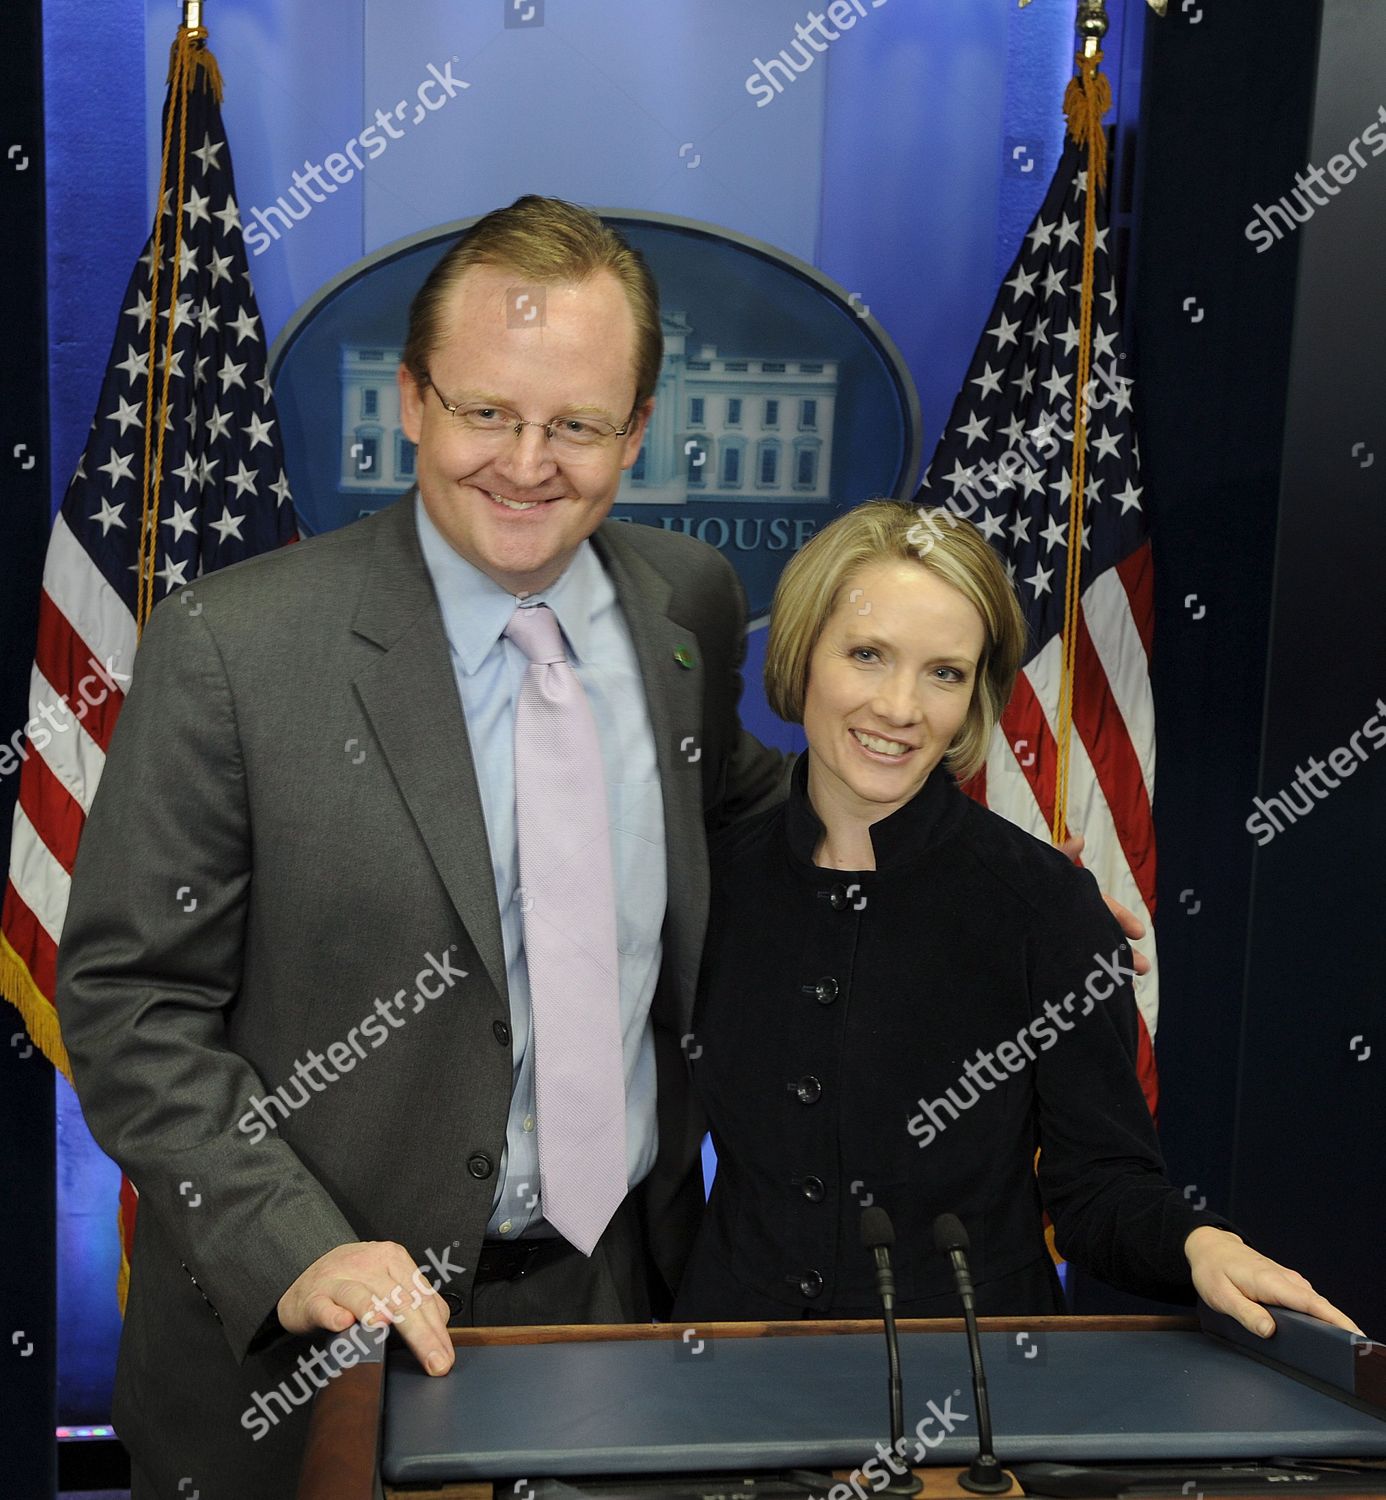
[
  {"x1": 166, "y1": 25, "x2": 223, "y2": 103},
  {"x1": 1063, "y1": 50, "x2": 1112, "y2": 193}
]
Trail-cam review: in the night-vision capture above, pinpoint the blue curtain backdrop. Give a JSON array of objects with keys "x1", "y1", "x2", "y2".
[{"x1": 43, "y1": 0, "x2": 1144, "y2": 1419}]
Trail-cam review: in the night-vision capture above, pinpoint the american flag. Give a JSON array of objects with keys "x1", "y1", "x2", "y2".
[
  {"x1": 0, "y1": 30, "x2": 296, "y2": 1301},
  {"x1": 914, "y1": 138, "x2": 1159, "y2": 1104}
]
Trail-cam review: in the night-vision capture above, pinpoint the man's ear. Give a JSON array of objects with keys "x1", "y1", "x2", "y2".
[
  {"x1": 619, "y1": 397, "x2": 655, "y2": 471},
  {"x1": 398, "y1": 363, "x2": 425, "y2": 444}
]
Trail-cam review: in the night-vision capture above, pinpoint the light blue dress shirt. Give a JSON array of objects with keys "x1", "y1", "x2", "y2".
[{"x1": 415, "y1": 498, "x2": 667, "y2": 1240}]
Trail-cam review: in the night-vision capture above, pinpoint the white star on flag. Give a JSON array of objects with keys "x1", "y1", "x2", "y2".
[
  {"x1": 184, "y1": 185, "x2": 211, "y2": 227},
  {"x1": 192, "y1": 131, "x2": 224, "y2": 172},
  {"x1": 97, "y1": 450, "x2": 136, "y2": 485},
  {"x1": 208, "y1": 506, "x2": 246, "y2": 544},
  {"x1": 90, "y1": 497, "x2": 127, "y2": 536},
  {"x1": 218, "y1": 354, "x2": 247, "y2": 392},
  {"x1": 155, "y1": 554, "x2": 191, "y2": 592},
  {"x1": 243, "y1": 413, "x2": 275, "y2": 450},
  {"x1": 226, "y1": 459, "x2": 259, "y2": 498},
  {"x1": 162, "y1": 501, "x2": 199, "y2": 540},
  {"x1": 228, "y1": 307, "x2": 260, "y2": 345},
  {"x1": 107, "y1": 397, "x2": 144, "y2": 435},
  {"x1": 115, "y1": 345, "x2": 149, "y2": 383}
]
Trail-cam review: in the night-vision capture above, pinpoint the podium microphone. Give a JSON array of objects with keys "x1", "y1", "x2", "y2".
[
  {"x1": 860, "y1": 1207, "x2": 922, "y2": 1496},
  {"x1": 932, "y1": 1213, "x2": 1011, "y2": 1495}
]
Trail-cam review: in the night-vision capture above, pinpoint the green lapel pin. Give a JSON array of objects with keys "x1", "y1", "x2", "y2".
[{"x1": 674, "y1": 645, "x2": 695, "y2": 669}]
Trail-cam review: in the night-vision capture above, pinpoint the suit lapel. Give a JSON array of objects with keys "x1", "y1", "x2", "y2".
[
  {"x1": 346, "y1": 501, "x2": 710, "y2": 1028},
  {"x1": 350, "y1": 496, "x2": 508, "y2": 1005}
]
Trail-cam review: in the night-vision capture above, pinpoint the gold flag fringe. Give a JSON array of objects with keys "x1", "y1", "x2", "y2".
[{"x1": 0, "y1": 934, "x2": 74, "y2": 1083}]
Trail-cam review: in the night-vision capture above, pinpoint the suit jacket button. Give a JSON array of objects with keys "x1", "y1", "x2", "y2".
[
  {"x1": 828, "y1": 884, "x2": 848, "y2": 910},
  {"x1": 802, "y1": 977, "x2": 839, "y2": 1005},
  {"x1": 493, "y1": 1020, "x2": 511, "y2": 1045},
  {"x1": 799, "y1": 1174, "x2": 825, "y2": 1202},
  {"x1": 790, "y1": 1270, "x2": 824, "y2": 1298},
  {"x1": 789, "y1": 1076, "x2": 822, "y2": 1105},
  {"x1": 467, "y1": 1153, "x2": 494, "y2": 1179}
]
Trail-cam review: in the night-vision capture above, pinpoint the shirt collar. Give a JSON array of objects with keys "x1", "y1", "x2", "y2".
[{"x1": 414, "y1": 495, "x2": 606, "y2": 673}]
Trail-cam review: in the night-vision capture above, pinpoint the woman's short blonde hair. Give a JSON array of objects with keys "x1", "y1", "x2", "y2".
[
  {"x1": 764, "y1": 500, "x2": 1028, "y2": 781},
  {"x1": 402, "y1": 195, "x2": 663, "y2": 408}
]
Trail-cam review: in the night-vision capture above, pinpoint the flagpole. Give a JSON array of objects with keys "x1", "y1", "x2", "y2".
[
  {"x1": 183, "y1": 0, "x2": 202, "y2": 28},
  {"x1": 1075, "y1": 0, "x2": 1107, "y2": 58}
]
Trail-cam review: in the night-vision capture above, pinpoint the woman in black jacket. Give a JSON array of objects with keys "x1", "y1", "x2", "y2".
[{"x1": 673, "y1": 501, "x2": 1355, "y2": 1336}]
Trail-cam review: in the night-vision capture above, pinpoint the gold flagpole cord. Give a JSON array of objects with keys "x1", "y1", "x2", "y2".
[{"x1": 1050, "y1": 0, "x2": 1113, "y2": 844}]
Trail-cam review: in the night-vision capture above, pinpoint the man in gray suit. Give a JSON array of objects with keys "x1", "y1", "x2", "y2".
[{"x1": 58, "y1": 196, "x2": 789, "y2": 1498}]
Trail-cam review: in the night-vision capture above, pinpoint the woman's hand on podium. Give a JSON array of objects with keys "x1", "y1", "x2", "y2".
[
  {"x1": 276, "y1": 1239, "x2": 457, "y2": 1376},
  {"x1": 1183, "y1": 1225, "x2": 1363, "y2": 1338}
]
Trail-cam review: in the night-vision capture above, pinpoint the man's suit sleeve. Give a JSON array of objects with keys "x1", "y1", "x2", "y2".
[
  {"x1": 706, "y1": 560, "x2": 794, "y2": 830},
  {"x1": 57, "y1": 595, "x2": 358, "y2": 1362}
]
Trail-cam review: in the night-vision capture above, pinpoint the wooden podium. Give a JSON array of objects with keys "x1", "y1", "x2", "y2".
[{"x1": 296, "y1": 1314, "x2": 1386, "y2": 1500}]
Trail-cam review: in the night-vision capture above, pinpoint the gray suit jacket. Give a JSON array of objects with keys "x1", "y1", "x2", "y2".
[{"x1": 58, "y1": 494, "x2": 789, "y2": 1498}]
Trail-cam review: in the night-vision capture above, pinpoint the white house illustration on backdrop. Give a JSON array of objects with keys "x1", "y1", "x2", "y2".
[{"x1": 338, "y1": 313, "x2": 839, "y2": 505}]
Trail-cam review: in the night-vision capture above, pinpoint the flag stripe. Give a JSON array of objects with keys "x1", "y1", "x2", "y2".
[
  {"x1": 1117, "y1": 544, "x2": 1155, "y2": 660},
  {"x1": 1083, "y1": 553, "x2": 1156, "y2": 802},
  {"x1": 997, "y1": 670, "x2": 1059, "y2": 834},
  {"x1": 1072, "y1": 609, "x2": 1157, "y2": 914},
  {"x1": 42, "y1": 514, "x2": 140, "y2": 696},
  {"x1": 2, "y1": 876, "x2": 60, "y2": 1002},
  {"x1": 16, "y1": 742, "x2": 86, "y2": 875},
  {"x1": 33, "y1": 598, "x2": 125, "y2": 758},
  {"x1": 7, "y1": 807, "x2": 72, "y2": 946},
  {"x1": 24, "y1": 663, "x2": 109, "y2": 823}
]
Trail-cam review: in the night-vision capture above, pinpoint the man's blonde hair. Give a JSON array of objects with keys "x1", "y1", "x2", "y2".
[
  {"x1": 402, "y1": 195, "x2": 663, "y2": 409},
  {"x1": 764, "y1": 501, "x2": 1028, "y2": 781}
]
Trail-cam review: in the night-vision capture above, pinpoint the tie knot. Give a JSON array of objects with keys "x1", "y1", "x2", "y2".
[{"x1": 504, "y1": 603, "x2": 567, "y2": 665}]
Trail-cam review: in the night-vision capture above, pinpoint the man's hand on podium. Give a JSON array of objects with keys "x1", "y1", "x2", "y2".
[
  {"x1": 1057, "y1": 831, "x2": 1151, "y2": 976},
  {"x1": 276, "y1": 1240, "x2": 457, "y2": 1376},
  {"x1": 1184, "y1": 1226, "x2": 1363, "y2": 1338}
]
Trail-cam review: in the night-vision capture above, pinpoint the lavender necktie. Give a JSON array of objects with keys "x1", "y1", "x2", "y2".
[{"x1": 504, "y1": 603, "x2": 627, "y2": 1255}]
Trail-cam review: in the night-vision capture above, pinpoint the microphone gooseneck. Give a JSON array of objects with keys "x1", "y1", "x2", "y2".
[
  {"x1": 932, "y1": 1213, "x2": 1011, "y2": 1494},
  {"x1": 861, "y1": 1208, "x2": 922, "y2": 1496}
]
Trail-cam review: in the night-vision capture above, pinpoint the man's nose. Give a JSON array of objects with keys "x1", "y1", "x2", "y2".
[{"x1": 493, "y1": 424, "x2": 558, "y2": 488}]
